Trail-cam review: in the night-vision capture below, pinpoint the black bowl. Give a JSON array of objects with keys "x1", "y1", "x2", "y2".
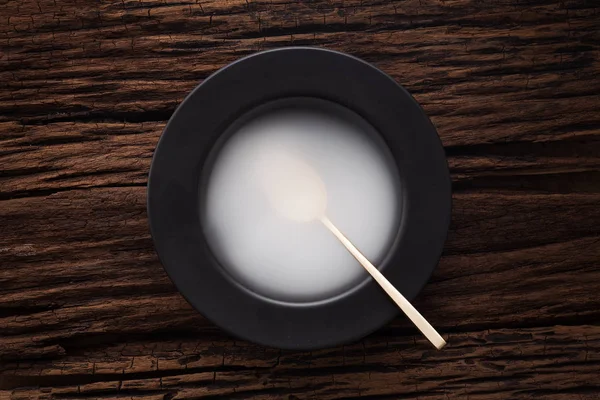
[{"x1": 147, "y1": 47, "x2": 451, "y2": 350}]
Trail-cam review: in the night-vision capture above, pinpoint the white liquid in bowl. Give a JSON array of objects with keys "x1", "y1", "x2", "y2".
[{"x1": 202, "y1": 100, "x2": 402, "y2": 303}]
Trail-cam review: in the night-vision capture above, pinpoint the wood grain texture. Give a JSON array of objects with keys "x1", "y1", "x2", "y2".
[{"x1": 1, "y1": 0, "x2": 599, "y2": 398}]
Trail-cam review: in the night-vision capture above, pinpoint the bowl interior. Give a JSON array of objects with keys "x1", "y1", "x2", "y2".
[{"x1": 200, "y1": 97, "x2": 404, "y2": 303}]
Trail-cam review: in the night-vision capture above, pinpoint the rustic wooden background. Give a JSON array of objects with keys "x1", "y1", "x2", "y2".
[{"x1": 1, "y1": 0, "x2": 600, "y2": 398}]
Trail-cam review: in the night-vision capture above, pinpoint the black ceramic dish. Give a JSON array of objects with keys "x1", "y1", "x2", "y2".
[{"x1": 147, "y1": 47, "x2": 451, "y2": 350}]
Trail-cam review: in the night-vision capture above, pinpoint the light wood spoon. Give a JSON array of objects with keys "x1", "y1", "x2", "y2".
[{"x1": 260, "y1": 150, "x2": 446, "y2": 349}]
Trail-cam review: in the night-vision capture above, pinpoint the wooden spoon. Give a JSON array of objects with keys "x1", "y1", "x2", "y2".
[{"x1": 260, "y1": 150, "x2": 446, "y2": 349}]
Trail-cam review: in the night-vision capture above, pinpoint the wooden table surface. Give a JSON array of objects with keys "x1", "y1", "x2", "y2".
[{"x1": 1, "y1": 0, "x2": 600, "y2": 398}]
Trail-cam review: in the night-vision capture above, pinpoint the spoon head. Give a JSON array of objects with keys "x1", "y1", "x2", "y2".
[{"x1": 258, "y1": 151, "x2": 327, "y2": 223}]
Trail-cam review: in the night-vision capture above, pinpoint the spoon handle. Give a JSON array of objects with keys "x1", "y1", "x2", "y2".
[{"x1": 320, "y1": 216, "x2": 446, "y2": 350}]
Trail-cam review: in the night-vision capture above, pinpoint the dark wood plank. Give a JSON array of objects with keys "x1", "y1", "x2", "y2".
[
  {"x1": 2, "y1": 325, "x2": 600, "y2": 399},
  {"x1": 1, "y1": 0, "x2": 600, "y2": 398}
]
